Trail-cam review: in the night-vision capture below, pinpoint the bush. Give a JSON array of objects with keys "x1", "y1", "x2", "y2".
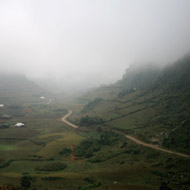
[
  {"x1": 35, "y1": 162, "x2": 67, "y2": 171},
  {"x1": 100, "y1": 131, "x2": 120, "y2": 145},
  {"x1": 21, "y1": 175, "x2": 34, "y2": 189},
  {"x1": 59, "y1": 147, "x2": 72, "y2": 155},
  {"x1": 41, "y1": 177, "x2": 62, "y2": 181},
  {"x1": 80, "y1": 116, "x2": 104, "y2": 126},
  {"x1": 77, "y1": 177, "x2": 101, "y2": 190},
  {"x1": 75, "y1": 139, "x2": 101, "y2": 158},
  {"x1": 82, "y1": 98, "x2": 102, "y2": 112},
  {"x1": 0, "y1": 122, "x2": 10, "y2": 129},
  {"x1": 151, "y1": 170, "x2": 163, "y2": 177}
]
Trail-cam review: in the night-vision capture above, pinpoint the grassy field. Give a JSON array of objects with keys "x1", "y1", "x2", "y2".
[
  {"x1": 0, "y1": 144, "x2": 17, "y2": 151},
  {"x1": 37, "y1": 132, "x2": 84, "y2": 158},
  {"x1": 0, "y1": 98, "x2": 189, "y2": 190}
]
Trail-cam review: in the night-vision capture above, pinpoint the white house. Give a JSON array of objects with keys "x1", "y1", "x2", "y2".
[
  {"x1": 40, "y1": 96, "x2": 45, "y2": 99},
  {"x1": 0, "y1": 104, "x2": 4, "y2": 107},
  {"x1": 15, "y1": 122, "x2": 25, "y2": 128}
]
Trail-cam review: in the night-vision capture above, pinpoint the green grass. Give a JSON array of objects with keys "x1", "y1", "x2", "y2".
[
  {"x1": 106, "y1": 108, "x2": 156, "y2": 130},
  {"x1": 37, "y1": 132, "x2": 84, "y2": 158},
  {"x1": 0, "y1": 144, "x2": 17, "y2": 151},
  {"x1": 0, "y1": 97, "x2": 189, "y2": 190},
  {"x1": 98, "y1": 113, "x2": 121, "y2": 121}
]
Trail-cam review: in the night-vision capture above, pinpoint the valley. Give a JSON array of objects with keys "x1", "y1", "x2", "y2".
[{"x1": 0, "y1": 55, "x2": 190, "y2": 190}]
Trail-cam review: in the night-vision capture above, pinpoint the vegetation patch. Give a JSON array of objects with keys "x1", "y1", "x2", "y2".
[
  {"x1": 163, "y1": 123, "x2": 190, "y2": 154},
  {"x1": 82, "y1": 98, "x2": 102, "y2": 113},
  {"x1": 37, "y1": 132, "x2": 84, "y2": 158},
  {"x1": 0, "y1": 123, "x2": 10, "y2": 129},
  {"x1": 0, "y1": 160, "x2": 13, "y2": 169},
  {"x1": 0, "y1": 144, "x2": 17, "y2": 151},
  {"x1": 75, "y1": 139, "x2": 101, "y2": 158},
  {"x1": 41, "y1": 176, "x2": 62, "y2": 180},
  {"x1": 118, "y1": 88, "x2": 136, "y2": 98},
  {"x1": 80, "y1": 116, "x2": 104, "y2": 126},
  {"x1": 75, "y1": 132, "x2": 122, "y2": 158},
  {"x1": 35, "y1": 162, "x2": 67, "y2": 171},
  {"x1": 77, "y1": 177, "x2": 101, "y2": 190},
  {"x1": 59, "y1": 147, "x2": 72, "y2": 155}
]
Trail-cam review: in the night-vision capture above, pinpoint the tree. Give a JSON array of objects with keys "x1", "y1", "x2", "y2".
[
  {"x1": 21, "y1": 175, "x2": 33, "y2": 189},
  {"x1": 159, "y1": 182, "x2": 172, "y2": 190}
]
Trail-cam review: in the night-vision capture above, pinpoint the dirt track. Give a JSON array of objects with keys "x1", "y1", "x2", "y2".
[
  {"x1": 61, "y1": 110, "x2": 190, "y2": 158},
  {"x1": 125, "y1": 135, "x2": 190, "y2": 158},
  {"x1": 61, "y1": 110, "x2": 78, "y2": 129}
]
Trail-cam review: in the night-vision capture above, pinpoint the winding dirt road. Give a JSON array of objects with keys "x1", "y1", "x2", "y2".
[
  {"x1": 61, "y1": 110, "x2": 190, "y2": 158},
  {"x1": 61, "y1": 110, "x2": 78, "y2": 129}
]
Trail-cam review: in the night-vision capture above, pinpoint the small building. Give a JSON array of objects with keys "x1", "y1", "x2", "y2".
[
  {"x1": 0, "y1": 114, "x2": 11, "y2": 120},
  {"x1": 15, "y1": 122, "x2": 25, "y2": 128},
  {"x1": 0, "y1": 104, "x2": 4, "y2": 108},
  {"x1": 40, "y1": 96, "x2": 45, "y2": 99}
]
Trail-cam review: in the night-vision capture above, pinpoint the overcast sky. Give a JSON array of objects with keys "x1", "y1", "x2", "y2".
[{"x1": 0, "y1": 0, "x2": 189, "y2": 89}]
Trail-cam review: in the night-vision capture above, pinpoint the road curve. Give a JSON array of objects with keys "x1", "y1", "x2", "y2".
[
  {"x1": 46, "y1": 99, "x2": 52, "y2": 105},
  {"x1": 61, "y1": 110, "x2": 78, "y2": 129},
  {"x1": 61, "y1": 110, "x2": 190, "y2": 158}
]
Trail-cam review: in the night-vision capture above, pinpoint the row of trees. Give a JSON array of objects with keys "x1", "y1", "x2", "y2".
[{"x1": 80, "y1": 116, "x2": 104, "y2": 126}]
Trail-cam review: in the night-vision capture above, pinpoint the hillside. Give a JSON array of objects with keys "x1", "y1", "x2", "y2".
[
  {"x1": 82, "y1": 63, "x2": 161, "y2": 100},
  {"x1": 0, "y1": 73, "x2": 53, "y2": 105},
  {"x1": 77, "y1": 54, "x2": 190, "y2": 154}
]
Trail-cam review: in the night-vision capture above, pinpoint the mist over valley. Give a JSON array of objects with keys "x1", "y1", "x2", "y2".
[{"x1": 0, "y1": 1, "x2": 189, "y2": 190}]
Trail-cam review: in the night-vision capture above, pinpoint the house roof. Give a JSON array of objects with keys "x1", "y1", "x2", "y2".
[{"x1": 15, "y1": 122, "x2": 25, "y2": 127}]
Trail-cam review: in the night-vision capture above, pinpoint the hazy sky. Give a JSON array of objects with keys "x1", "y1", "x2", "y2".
[{"x1": 0, "y1": 0, "x2": 189, "y2": 88}]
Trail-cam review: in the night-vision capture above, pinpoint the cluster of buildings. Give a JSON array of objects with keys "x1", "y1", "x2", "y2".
[{"x1": 0, "y1": 104, "x2": 25, "y2": 128}]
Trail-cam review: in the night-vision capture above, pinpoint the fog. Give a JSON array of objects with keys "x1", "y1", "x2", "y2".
[{"x1": 0, "y1": 0, "x2": 189, "y2": 93}]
